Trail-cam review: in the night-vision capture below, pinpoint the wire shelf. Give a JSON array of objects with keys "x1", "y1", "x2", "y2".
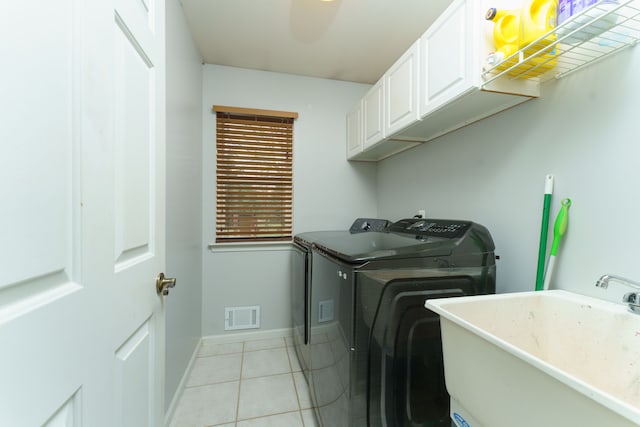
[{"x1": 481, "y1": 0, "x2": 640, "y2": 85}]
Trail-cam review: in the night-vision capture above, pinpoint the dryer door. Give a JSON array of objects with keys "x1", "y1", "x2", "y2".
[{"x1": 366, "y1": 276, "x2": 475, "y2": 427}]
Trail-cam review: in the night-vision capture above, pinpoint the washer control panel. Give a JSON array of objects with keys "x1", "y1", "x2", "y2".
[
  {"x1": 349, "y1": 218, "x2": 391, "y2": 234},
  {"x1": 389, "y1": 218, "x2": 472, "y2": 239}
]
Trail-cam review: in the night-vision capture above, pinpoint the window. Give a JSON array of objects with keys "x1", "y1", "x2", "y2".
[{"x1": 213, "y1": 105, "x2": 298, "y2": 243}]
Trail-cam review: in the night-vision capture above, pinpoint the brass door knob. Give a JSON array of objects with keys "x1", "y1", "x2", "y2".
[{"x1": 156, "y1": 273, "x2": 177, "y2": 296}]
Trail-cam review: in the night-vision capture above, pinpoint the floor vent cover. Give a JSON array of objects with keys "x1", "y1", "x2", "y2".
[{"x1": 224, "y1": 306, "x2": 260, "y2": 331}]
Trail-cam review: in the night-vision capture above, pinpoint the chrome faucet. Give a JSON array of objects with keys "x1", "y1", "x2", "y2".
[{"x1": 595, "y1": 274, "x2": 640, "y2": 314}]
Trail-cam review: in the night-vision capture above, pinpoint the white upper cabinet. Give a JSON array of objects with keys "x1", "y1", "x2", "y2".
[
  {"x1": 420, "y1": 0, "x2": 472, "y2": 116},
  {"x1": 385, "y1": 40, "x2": 420, "y2": 136},
  {"x1": 348, "y1": 0, "x2": 640, "y2": 161},
  {"x1": 397, "y1": 0, "x2": 539, "y2": 145},
  {"x1": 348, "y1": 41, "x2": 423, "y2": 161},
  {"x1": 348, "y1": 0, "x2": 538, "y2": 162},
  {"x1": 346, "y1": 101, "x2": 363, "y2": 159},
  {"x1": 362, "y1": 78, "x2": 385, "y2": 149}
]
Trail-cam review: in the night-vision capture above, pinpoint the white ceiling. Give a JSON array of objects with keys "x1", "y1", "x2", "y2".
[{"x1": 179, "y1": 0, "x2": 454, "y2": 84}]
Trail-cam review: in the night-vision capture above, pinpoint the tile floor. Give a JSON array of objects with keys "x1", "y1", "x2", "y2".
[{"x1": 170, "y1": 336, "x2": 319, "y2": 427}]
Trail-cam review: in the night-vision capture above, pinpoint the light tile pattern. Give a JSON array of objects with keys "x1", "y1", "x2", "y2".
[{"x1": 170, "y1": 336, "x2": 319, "y2": 427}]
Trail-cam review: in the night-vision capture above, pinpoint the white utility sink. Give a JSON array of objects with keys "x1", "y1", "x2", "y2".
[{"x1": 425, "y1": 290, "x2": 640, "y2": 427}]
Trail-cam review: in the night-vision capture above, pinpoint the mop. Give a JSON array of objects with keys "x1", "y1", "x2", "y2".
[{"x1": 543, "y1": 198, "x2": 571, "y2": 290}]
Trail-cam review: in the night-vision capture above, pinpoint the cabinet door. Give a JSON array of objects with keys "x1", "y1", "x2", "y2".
[
  {"x1": 346, "y1": 101, "x2": 363, "y2": 159},
  {"x1": 362, "y1": 78, "x2": 385, "y2": 149},
  {"x1": 420, "y1": 0, "x2": 473, "y2": 117},
  {"x1": 385, "y1": 40, "x2": 420, "y2": 136}
]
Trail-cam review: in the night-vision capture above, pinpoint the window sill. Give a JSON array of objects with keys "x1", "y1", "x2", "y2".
[{"x1": 207, "y1": 241, "x2": 293, "y2": 253}]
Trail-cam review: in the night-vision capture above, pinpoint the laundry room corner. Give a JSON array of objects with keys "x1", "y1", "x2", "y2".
[
  {"x1": 200, "y1": 65, "x2": 379, "y2": 337},
  {"x1": 164, "y1": 0, "x2": 205, "y2": 417}
]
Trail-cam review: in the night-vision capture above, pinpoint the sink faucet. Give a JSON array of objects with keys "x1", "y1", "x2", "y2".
[{"x1": 595, "y1": 274, "x2": 640, "y2": 314}]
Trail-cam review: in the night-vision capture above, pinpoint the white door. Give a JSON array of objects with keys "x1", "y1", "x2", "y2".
[{"x1": 0, "y1": 0, "x2": 167, "y2": 425}]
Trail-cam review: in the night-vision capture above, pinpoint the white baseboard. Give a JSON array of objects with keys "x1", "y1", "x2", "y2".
[
  {"x1": 164, "y1": 338, "x2": 202, "y2": 427},
  {"x1": 201, "y1": 327, "x2": 293, "y2": 344}
]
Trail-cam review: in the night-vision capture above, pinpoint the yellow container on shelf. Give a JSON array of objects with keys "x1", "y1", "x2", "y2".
[
  {"x1": 486, "y1": 7, "x2": 522, "y2": 58},
  {"x1": 485, "y1": 0, "x2": 559, "y2": 78},
  {"x1": 521, "y1": 0, "x2": 558, "y2": 45},
  {"x1": 520, "y1": 0, "x2": 559, "y2": 76}
]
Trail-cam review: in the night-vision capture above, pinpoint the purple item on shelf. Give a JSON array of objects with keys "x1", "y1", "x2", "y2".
[{"x1": 558, "y1": 0, "x2": 572, "y2": 24}]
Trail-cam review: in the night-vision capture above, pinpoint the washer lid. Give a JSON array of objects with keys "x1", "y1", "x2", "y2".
[
  {"x1": 309, "y1": 230, "x2": 454, "y2": 263},
  {"x1": 295, "y1": 218, "x2": 495, "y2": 264},
  {"x1": 294, "y1": 218, "x2": 390, "y2": 248}
]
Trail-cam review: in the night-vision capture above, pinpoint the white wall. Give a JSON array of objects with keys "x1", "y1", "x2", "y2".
[
  {"x1": 201, "y1": 65, "x2": 376, "y2": 336},
  {"x1": 377, "y1": 45, "x2": 640, "y2": 303},
  {"x1": 165, "y1": 0, "x2": 203, "y2": 411}
]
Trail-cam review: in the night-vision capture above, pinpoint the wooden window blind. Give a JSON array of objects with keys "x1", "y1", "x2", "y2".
[{"x1": 213, "y1": 105, "x2": 297, "y2": 243}]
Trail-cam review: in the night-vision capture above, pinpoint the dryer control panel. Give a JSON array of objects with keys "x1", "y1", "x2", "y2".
[{"x1": 389, "y1": 218, "x2": 472, "y2": 239}]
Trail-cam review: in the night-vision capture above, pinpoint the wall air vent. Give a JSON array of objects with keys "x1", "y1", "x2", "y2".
[{"x1": 224, "y1": 305, "x2": 260, "y2": 331}]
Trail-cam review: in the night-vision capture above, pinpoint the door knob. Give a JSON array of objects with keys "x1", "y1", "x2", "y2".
[{"x1": 156, "y1": 272, "x2": 177, "y2": 296}]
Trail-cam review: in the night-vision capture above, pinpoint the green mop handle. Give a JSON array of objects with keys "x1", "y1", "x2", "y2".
[{"x1": 535, "y1": 175, "x2": 554, "y2": 291}]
